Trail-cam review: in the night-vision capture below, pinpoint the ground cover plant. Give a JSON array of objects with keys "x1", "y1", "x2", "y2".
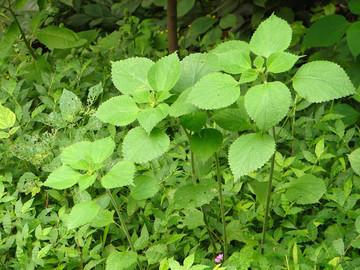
[{"x1": 1, "y1": 1, "x2": 360, "y2": 269}]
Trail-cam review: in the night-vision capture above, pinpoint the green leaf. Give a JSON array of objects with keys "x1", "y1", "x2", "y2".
[
  {"x1": 349, "y1": 0, "x2": 360, "y2": 15},
  {"x1": 267, "y1": 52, "x2": 299, "y2": 73},
  {"x1": 355, "y1": 216, "x2": 360, "y2": 233},
  {"x1": 229, "y1": 133, "x2": 275, "y2": 179},
  {"x1": 285, "y1": 174, "x2": 326, "y2": 204},
  {"x1": 111, "y1": 57, "x2": 154, "y2": 98},
  {"x1": 173, "y1": 182, "x2": 217, "y2": 209},
  {"x1": 190, "y1": 128, "x2": 223, "y2": 161},
  {"x1": 90, "y1": 209, "x2": 114, "y2": 227},
  {"x1": 137, "y1": 103, "x2": 169, "y2": 134},
  {"x1": 123, "y1": 127, "x2": 170, "y2": 163},
  {"x1": 59, "y1": 89, "x2": 82, "y2": 122},
  {"x1": 169, "y1": 88, "x2": 197, "y2": 117},
  {"x1": 130, "y1": 175, "x2": 160, "y2": 200},
  {"x1": 177, "y1": 0, "x2": 195, "y2": 17},
  {"x1": 189, "y1": 72, "x2": 240, "y2": 110},
  {"x1": 106, "y1": 251, "x2": 137, "y2": 270},
  {"x1": 78, "y1": 174, "x2": 97, "y2": 191},
  {"x1": 212, "y1": 108, "x2": 251, "y2": 131},
  {"x1": 249, "y1": 14, "x2": 292, "y2": 57},
  {"x1": 346, "y1": 22, "x2": 360, "y2": 58},
  {"x1": 349, "y1": 148, "x2": 360, "y2": 176},
  {"x1": 244, "y1": 81, "x2": 291, "y2": 130},
  {"x1": 303, "y1": 15, "x2": 349, "y2": 48},
  {"x1": 66, "y1": 200, "x2": 101, "y2": 229},
  {"x1": 180, "y1": 111, "x2": 207, "y2": 132},
  {"x1": 0, "y1": 105, "x2": 16, "y2": 129},
  {"x1": 207, "y1": 40, "x2": 251, "y2": 74},
  {"x1": 101, "y1": 160, "x2": 135, "y2": 189},
  {"x1": 96, "y1": 95, "x2": 139, "y2": 126},
  {"x1": 292, "y1": 61, "x2": 355, "y2": 103},
  {"x1": 0, "y1": 22, "x2": 20, "y2": 61},
  {"x1": 44, "y1": 165, "x2": 81, "y2": 190},
  {"x1": 239, "y1": 69, "x2": 258, "y2": 84},
  {"x1": 147, "y1": 52, "x2": 180, "y2": 92},
  {"x1": 37, "y1": 26, "x2": 86, "y2": 49}
]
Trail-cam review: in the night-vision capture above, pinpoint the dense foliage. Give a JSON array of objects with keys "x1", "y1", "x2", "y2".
[{"x1": 1, "y1": 1, "x2": 360, "y2": 269}]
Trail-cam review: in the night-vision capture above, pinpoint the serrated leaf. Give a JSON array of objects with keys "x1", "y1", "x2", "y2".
[
  {"x1": 90, "y1": 209, "x2": 114, "y2": 227},
  {"x1": 66, "y1": 200, "x2": 101, "y2": 229},
  {"x1": 267, "y1": 52, "x2": 299, "y2": 73},
  {"x1": 173, "y1": 182, "x2": 217, "y2": 209},
  {"x1": 44, "y1": 165, "x2": 81, "y2": 190},
  {"x1": 190, "y1": 128, "x2": 222, "y2": 161},
  {"x1": 59, "y1": 89, "x2": 82, "y2": 122},
  {"x1": 349, "y1": 148, "x2": 360, "y2": 175},
  {"x1": 130, "y1": 175, "x2": 160, "y2": 200},
  {"x1": 101, "y1": 160, "x2": 135, "y2": 189},
  {"x1": 123, "y1": 127, "x2": 170, "y2": 163},
  {"x1": 180, "y1": 111, "x2": 207, "y2": 132},
  {"x1": 169, "y1": 88, "x2": 197, "y2": 117},
  {"x1": 250, "y1": 14, "x2": 292, "y2": 57},
  {"x1": 148, "y1": 52, "x2": 180, "y2": 92},
  {"x1": 292, "y1": 61, "x2": 355, "y2": 103},
  {"x1": 285, "y1": 174, "x2": 326, "y2": 204},
  {"x1": 229, "y1": 133, "x2": 275, "y2": 179},
  {"x1": 111, "y1": 57, "x2": 154, "y2": 98},
  {"x1": 212, "y1": 108, "x2": 251, "y2": 131},
  {"x1": 346, "y1": 22, "x2": 360, "y2": 58},
  {"x1": 188, "y1": 72, "x2": 240, "y2": 110},
  {"x1": 137, "y1": 103, "x2": 169, "y2": 134},
  {"x1": 78, "y1": 174, "x2": 97, "y2": 191},
  {"x1": 0, "y1": 105, "x2": 16, "y2": 129},
  {"x1": 244, "y1": 81, "x2": 291, "y2": 130},
  {"x1": 96, "y1": 95, "x2": 139, "y2": 126},
  {"x1": 106, "y1": 251, "x2": 137, "y2": 270},
  {"x1": 37, "y1": 26, "x2": 86, "y2": 49}
]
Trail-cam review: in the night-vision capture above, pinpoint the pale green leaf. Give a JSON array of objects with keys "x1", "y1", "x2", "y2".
[
  {"x1": 244, "y1": 81, "x2": 291, "y2": 130},
  {"x1": 239, "y1": 69, "x2": 258, "y2": 84},
  {"x1": 96, "y1": 95, "x2": 139, "y2": 126},
  {"x1": 123, "y1": 127, "x2": 170, "y2": 163},
  {"x1": 346, "y1": 22, "x2": 360, "y2": 58},
  {"x1": 190, "y1": 128, "x2": 222, "y2": 161},
  {"x1": 229, "y1": 133, "x2": 276, "y2": 179},
  {"x1": 293, "y1": 61, "x2": 355, "y2": 103},
  {"x1": 101, "y1": 160, "x2": 135, "y2": 189},
  {"x1": 349, "y1": 148, "x2": 360, "y2": 175},
  {"x1": 106, "y1": 251, "x2": 137, "y2": 270},
  {"x1": 267, "y1": 52, "x2": 299, "y2": 73},
  {"x1": 90, "y1": 209, "x2": 114, "y2": 227},
  {"x1": 173, "y1": 182, "x2": 217, "y2": 209},
  {"x1": 250, "y1": 14, "x2": 292, "y2": 57},
  {"x1": 169, "y1": 88, "x2": 197, "y2": 117},
  {"x1": 188, "y1": 72, "x2": 240, "y2": 110},
  {"x1": 130, "y1": 175, "x2": 160, "y2": 200},
  {"x1": 285, "y1": 174, "x2": 326, "y2": 204},
  {"x1": 44, "y1": 165, "x2": 81, "y2": 190},
  {"x1": 147, "y1": 52, "x2": 180, "y2": 92},
  {"x1": 137, "y1": 103, "x2": 169, "y2": 134},
  {"x1": 78, "y1": 174, "x2": 97, "y2": 191},
  {"x1": 66, "y1": 200, "x2": 101, "y2": 229},
  {"x1": 59, "y1": 89, "x2": 82, "y2": 122},
  {"x1": 37, "y1": 26, "x2": 86, "y2": 49},
  {"x1": 0, "y1": 105, "x2": 16, "y2": 129}
]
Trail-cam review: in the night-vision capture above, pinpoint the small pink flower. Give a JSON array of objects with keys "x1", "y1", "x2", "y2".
[{"x1": 214, "y1": 253, "x2": 224, "y2": 264}]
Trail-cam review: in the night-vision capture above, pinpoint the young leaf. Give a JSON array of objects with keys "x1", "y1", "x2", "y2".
[
  {"x1": 188, "y1": 72, "x2": 240, "y2": 110},
  {"x1": 147, "y1": 52, "x2": 181, "y2": 92},
  {"x1": 59, "y1": 89, "x2": 82, "y2": 122},
  {"x1": 66, "y1": 201, "x2": 101, "y2": 229},
  {"x1": 130, "y1": 175, "x2": 160, "y2": 200},
  {"x1": 292, "y1": 61, "x2": 355, "y2": 103},
  {"x1": 267, "y1": 52, "x2": 299, "y2": 73},
  {"x1": 0, "y1": 105, "x2": 16, "y2": 129},
  {"x1": 348, "y1": 148, "x2": 360, "y2": 175},
  {"x1": 137, "y1": 103, "x2": 169, "y2": 134},
  {"x1": 37, "y1": 26, "x2": 86, "y2": 49},
  {"x1": 285, "y1": 174, "x2": 326, "y2": 204},
  {"x1": 96, "y1": 95, "x2": 139, "y2": 126},
  {"x1": 229, "y1": 133, "x2": 275, "y2": 179},
  {"x1": 122, "y1": 127, "x2": 170, "y2": 163},
  {"x1": 111, "y1": 57, "x2": 154, "y2": 97},
  {"x1": 106, "y1": 251, "x2": 137, "y2": 270},
  {"x1": 78, "y1": 174, "x2": 97, "y2": 191},
  {"x1": 244, "y1": 81, "x2": 291, "y2": 130},
  {"x1": 346, "y1": 22, "x2": 360, "y2": 58},
  {"x1": 190, "y1": 128, "x2": 223, "y2": 161},
  {"x1": 249, "y1": 14, "x2": 292, "y2": 57},
  {"x1": 101, "y1": 160, "x2": 135, "y2": 189},
  {"x1": 44, "y1": 165, "x2": 81, "y2": 190},
  {"x1": 239, "y1": 69, "x2": 258, "y2": 84}
]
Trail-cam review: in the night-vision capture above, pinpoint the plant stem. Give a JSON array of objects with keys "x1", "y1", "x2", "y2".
[
  {"x1": 260, "y1": 127, "x2": 276, "y2": 254},
  {"x1": 107, "y1": 190, "x2": 143, "y2": 270},
  {"x1": 215, "y1": 152, "x2": 227, "y2": 259}
]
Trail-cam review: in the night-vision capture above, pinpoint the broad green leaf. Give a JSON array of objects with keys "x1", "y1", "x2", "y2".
[
  {"x1": 0, "y1": 105, "x2": 16, "y2": 129},
  {"x1": 123, "y1": 127, "x2": 170, "y2": 163},
  {"x1": 177, "y1": 0, "x2": 195, "y2": 17},
  {"x1": 180, "y1": 111, "x2": 207, "y2": 132},
  {"x1": 182, "y1": 208, "x2": 204, "y2": 229},
  {"x1": 90, "y1": 209, "x2": 114, "y2": 227},
  {"x1": 0, "y1": 22, "x2": 19, "y2": 60},
  {"x1": 190, "y1": 128, "x2": 223, "y2": 161},
  {"x1": 267, "y1": 52, "x2": 299, "y2": 73},
  {"x1": 37, "y1": 26, "x2": 86, "y2": 49},
  {"x1": 111, "y1": 57, "x2": 154, "y2": 98},
  {"x1": 346, "y1": 22, "x2": 360, "y2": 58},
  {"x1": 292, "y1": 61, "x2": 355, "y2": 103},
  {"x1": 212, "y1": 108, "x2": 251, "y2": 131},
  {"x1": 169, "y1": 88, "x2": 197, "y2": 117},
  {"x1": 220, "y1": 14, "x2": 237, "y2": 29},
  {"x1": 349, "y1": 148, "x2": 360, "y2": 176},
  {"x1": 349, "y1": 0, "x2": 360, "y2": 14},
  {"x1": 137, "y1": 103, "x2": 169, "y2": 134},
  {"x1": 134, "y1": 225, "x2": 149, "y2": 250},
  {"x1": 303, "y1": 15, "x2": 349, "y2": 48},
  {"x1": 44, "y1": 165, "x2": 81, "y2": 190},
  {"x1": 244, "y1": 81, "x2": 291, "y2": 130},
  {"x1": 229, "y1": 133, "x2": 275, "y2": 179},
  {"x1": 207, "y1": 40, "x2": 251, "y2": 74},
  {"x1": 59, "y1": 89, "x2": 82, "y2": 122},
  {"x1": 96, "y1": 95, "x2": 139, "y2": 126},
  {"x1": 249, "y1": 14, "x2": 292, "y2": 57},
  {"x1": 188, "y1": 72, "x2": 240, "y2": 110},
  {"x1": 147, "y1": 52, "x2": 180, "y2": 92},
  {"x1": 239, "y1": 69, "x2": 258, "y2": 84},
  {"x1": 78, "y1": 174, "x2": 97, "y2": 191},
  {"x1": 285, "y1": 174, "x2": 326, "y2": 204},
  {"x1": 106, "y1": 251, "x2": 137, "y2": 270},
  {"x1": 130, "y1": 175, "x2": 160, "y2": 200},
  {"x1": 101, "y1": 160, "x2": 135, "y2": 189},
  {"x1": 66, "y1": 200, "x2": 101, "y2": 229}
]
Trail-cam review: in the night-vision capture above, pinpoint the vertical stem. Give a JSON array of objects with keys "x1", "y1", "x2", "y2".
[
  {"x1": 260, "y1": 127, "x2": 276, "y2": 254},
  {"x1": 215, "y1": 152, "x2": 227, "y2": 259},
  {"x1": 167, "y1": 0, "x2": 178, "y2": 53},
  {"x1": 291, "y1": 95, "x2": 298, "y2": 155},
  {"x1": 107, "y1": 190, "x2": 143, "y2": 270}
]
